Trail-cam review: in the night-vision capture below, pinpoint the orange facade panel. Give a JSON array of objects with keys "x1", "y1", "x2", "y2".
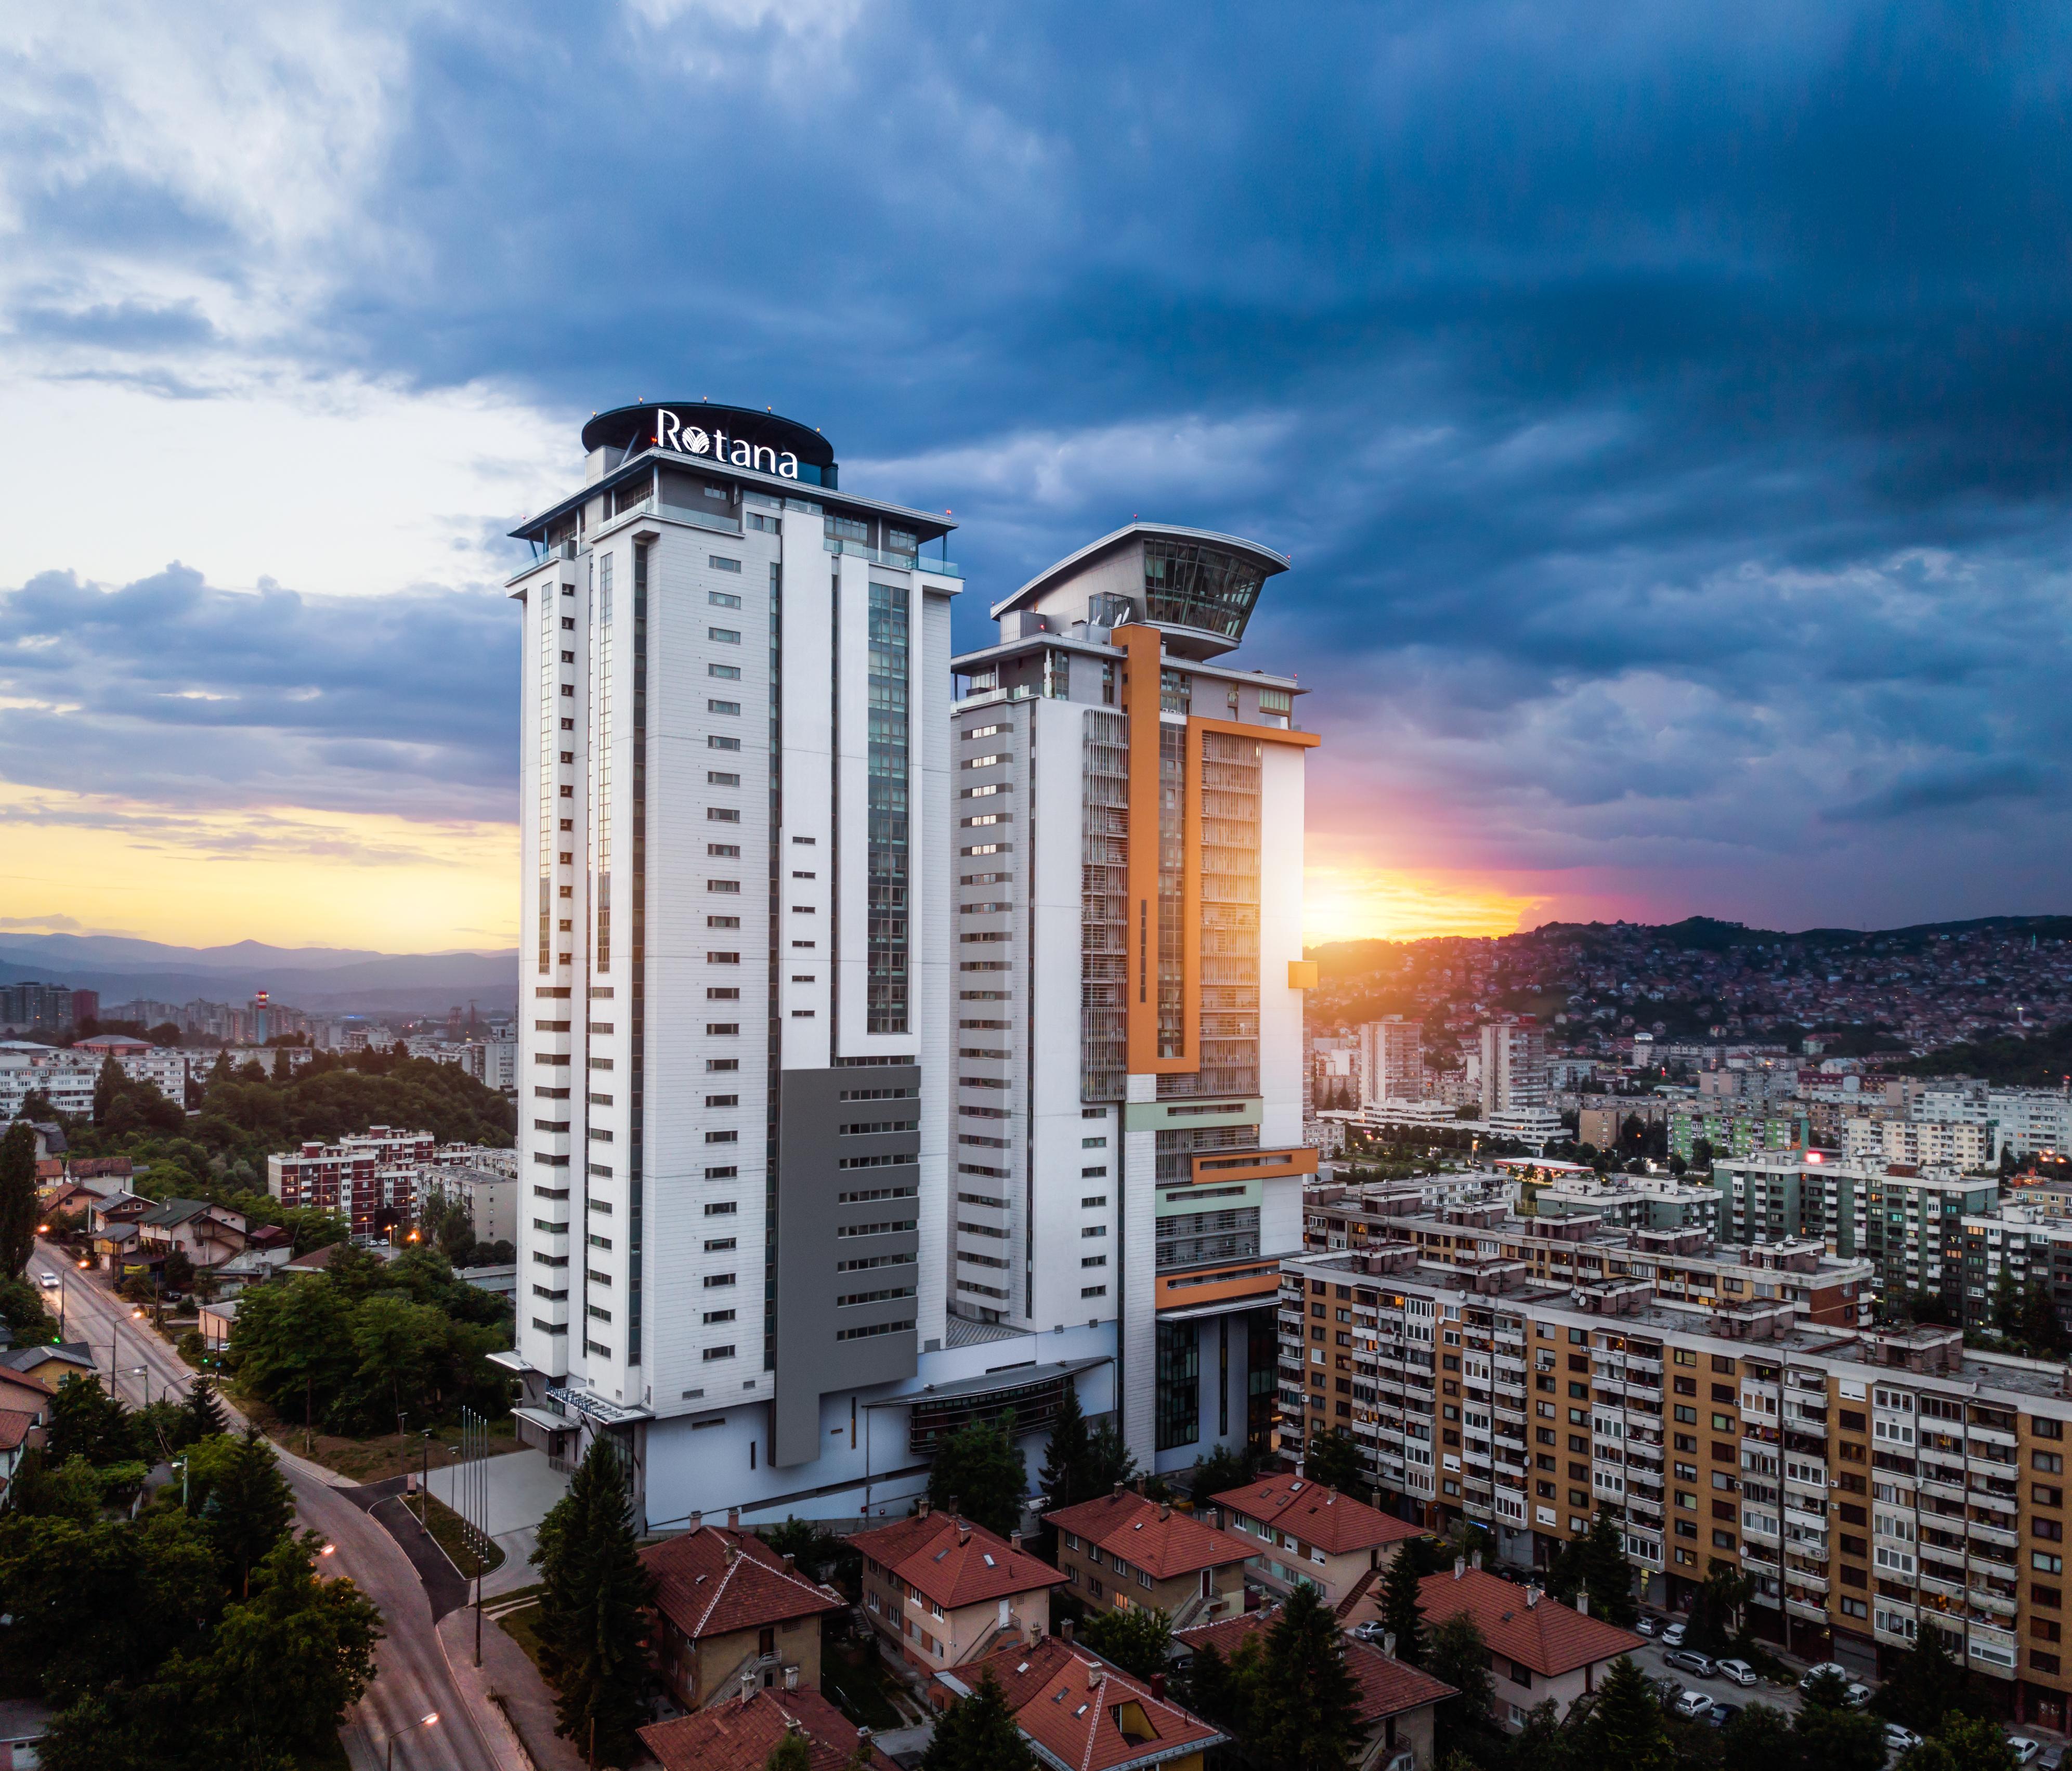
[
  {"x1": 1154, "y1": 1258, "x2": 1284, "y2": 1314},
  {"x1": 1188, "y1": 1146, "x2": 1320, "y2": 1185}
]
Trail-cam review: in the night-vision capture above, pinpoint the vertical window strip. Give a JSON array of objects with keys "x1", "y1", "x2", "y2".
[{"x1": 865, "y1": 580, "x2": 909, "y2": 1034}]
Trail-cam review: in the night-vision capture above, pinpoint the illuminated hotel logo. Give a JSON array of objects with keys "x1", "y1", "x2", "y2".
[{"x1": 654, "y1": 409, "x2": 800, "y2": 478}]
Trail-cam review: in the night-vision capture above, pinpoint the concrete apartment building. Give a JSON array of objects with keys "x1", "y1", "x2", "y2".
[
  {"x1": 1846, "y1": 1117, "x2": 1999, "y2": 1173},
  {"x1": 266, "y1": 1126, "x2": 437, "y2": 1234},
  {"x1": 1358, "y1": 1017, "x2": 1424, "y2": 1104},
  {"x1": 849, "y1": 1508, "x2": 1063, "y2": 1672},
  {"x1": 1279, "y1": 1240, "x2": 2072, "y2": 1729},
  {"x1": 1045, "y1": 1486, "x2": 1254, "y2": 1628}
]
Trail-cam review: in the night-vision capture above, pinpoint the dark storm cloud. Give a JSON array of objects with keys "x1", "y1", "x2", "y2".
[
  {"x1": 0, "y1": 566, "x2": 517, "y2": 821},
  {"x1": 9, "y1": 0, "x2": 2072, "y2": 923}
]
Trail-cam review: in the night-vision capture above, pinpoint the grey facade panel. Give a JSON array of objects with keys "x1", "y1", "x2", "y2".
[{"x1": 774, "y1": 1063, "x2": 921, "y2": 1465}]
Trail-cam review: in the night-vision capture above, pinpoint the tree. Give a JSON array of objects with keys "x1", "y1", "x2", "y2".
[
  {"x1": 1087, "y1": 1417, "x2": 1137, "y2": 1492},
  {"x1": 532, "y1": 1435, "x2": 656, "y2": 1763},
  {"x1": 1306, "y1": 1427, "x2": 1365, "y2": 1496},
  {"x1": 1424, "y1": 1612, "x2": 1496, "y2": 1760},
  {"x1": 1080, "y1": 1605, "x2": 1172, "y2": 1679},
  {"x1": 1683, "y1": 1560, "x2": 1749, "y2": 1657},
  {"x1": 928, "y1": 1408, "x2": 1026, "y2": 1539},
  {"x1": 1037, "y1": 1384, "x2": 1095, "y2": 1521},
  {"x1": 1189, "y1": 1440, "x2": 1266, "y2": 1502},
  {"x1": 1379, "y1": 1548, "x2": 1427, "y2": 1666},
  {"x1": 1898, "y1": 1715, "x2": 2020, "y2": 1771},
  {"x1": 766, "y1": 1734, "x2": 814, "y2": 1771},
  {"x1": 188, "y1": 1427, "x2": 296, "y2": 1596},
  {"x1": 761, "y1": 1515, "x2": 851, "y2": 1587},
  {"x1": 918, "y1": 1670, "x2": 1036, "y2": 1771},
  {"x1": 0, "y1": 1274, "x2": 58, "y2": 1346},
  {"x1": 199, "y1": 1530, "x2": 383, "y2": 1761},
  {"x1": 46, "y1": 1373, "x2": 140, "y2": 1467},
  {"x1": 1873, "y1": 1626, "x2": 1982, "y2": 1731},
  {"x1": 1721, "y1": 1704, "x2": 1797, "y2": 1771},
  {"x1": 1174, "y1": 1636, "x2": 1261, "y2": 1739},
  {"x1": 1566, "y1": 1512, "x2": 1638, "y2": 1627},
  {"x1": 1584, "y1": 1656, "x2": 1673, "y2": 1771},
  {"x1": 1794, "y1": 1683, "x2": 1888, "y2": 1771},
  {"x1": 1252, "y1": 1583, "x2": 1365, "y2": 1771},
  {"x1": 181, "y1": 1377, "x2": 228, "y2": 1445},
  {"x1": 0, "y1": 1122, "x2": 38, "y2": 1277}
]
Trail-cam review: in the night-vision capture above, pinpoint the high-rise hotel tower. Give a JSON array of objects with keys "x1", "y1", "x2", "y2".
[
  {"x1": 947, "y1": 526, "x2": 1318, "y2": 1472},
  {"x1": 500, "y1": 407, "x2": 1309, "y2": 1520}
]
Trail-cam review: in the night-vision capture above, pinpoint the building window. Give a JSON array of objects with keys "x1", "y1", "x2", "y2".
[
  {"x1": 866, "y1": 581, "x2": 909, "y2": 1033},
  {"x1": 1156, "y1": 1320, "x2": 1199, "y2": 1452}
]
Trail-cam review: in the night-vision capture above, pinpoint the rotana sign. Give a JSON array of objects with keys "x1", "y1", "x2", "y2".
[{"x1": 655, "y1": 409, "x2": 802, "y2": 479}]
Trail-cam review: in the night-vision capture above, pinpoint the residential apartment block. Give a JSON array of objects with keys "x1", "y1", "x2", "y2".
[
  {"x1": 266, "y1": 1126, "x2": 438, "y2": 1233},
  {"x1": 1279, "y1": 1241, "x2": 2072, "y2": 1729}
]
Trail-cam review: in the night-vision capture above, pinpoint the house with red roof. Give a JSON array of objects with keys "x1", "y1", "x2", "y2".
[
  {"x1": 638, "y1": 1686, "x2": 901, "y2": 1771},
  {"x1": 1416, "y1": 1566, "x2": 1642, "y2": 1727},
  {"x1": 1043, "y1": 1484, "x2": 1254, "y2": 1628},
  {"x1": 934, "y1": 1632, "x2": 1225, "y2": 1771},
  {"x1": 1176, "y1": 1606, "x2": 1456, "y2": 1771},
  {"x1": 0, "y1": 1369, "x2": 52, "y2": 1503},
  {"x1": 848, "y1": 1504, "x2": 1065, "y2": 1673},
  {"x1": 1207, "y1": 1477, "x2": 1425, "y2": 1617},
  {"x1": 640, "y1": 1513, "x2": 849, "y2": 1711}
]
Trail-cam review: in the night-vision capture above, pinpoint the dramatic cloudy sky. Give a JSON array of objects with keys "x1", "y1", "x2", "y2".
[{"x1": 2, "y1": 1, "x2": 2069, "y2": 949}]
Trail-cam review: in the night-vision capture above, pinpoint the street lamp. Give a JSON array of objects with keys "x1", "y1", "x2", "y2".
[{"x1": 377, "y1": 1710, "x2": 439, "y2": 1770}]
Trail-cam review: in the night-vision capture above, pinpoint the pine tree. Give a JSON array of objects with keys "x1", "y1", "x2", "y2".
[
  {"x1": 1037, "y1": 1385, "x2": 1092, "y2": 1514},
  {"x1": 917, "y1": 1671, "x2": 1035, "y2": 1771},
  {"x1": 182, "y1": 1377, "x2": 228, "y2": 1446},
  {"x1": 1586, "y1": 1656, "x2": 1673, "y2": 1771},
  {"x1": 532, "y1": 1435, "x2": 656, "y2": 1763},
  {"x1": 766, "y1": 1732, "x2": 814, "y2": 1771},
  {"x1": 1578, "y1": 1512, "x2": 1638, "y2": 1627},
  {"x1": 1378, "y1": 1549, "x2": 1426, "y2": 1667},
  {"x1": 1252, "y1": 1583, "x2": 1364, "y2": 1771},
  {"x1": 1873, "y1": 1625, "x2": 1979, "y2": 1731},
  {"x1": 1424, "y1": 1613, "x2": 1495, "y2": 1759},
  {"x1": 1306, "y1": 1428, "x2": 1365, "y2": 1496},
  {"x1": 0, "y1": 1122, "x2": 38, "y2": 1278},
  {"x1": 201, "y1": 1426, "x2": 296, "y2": 1597}
]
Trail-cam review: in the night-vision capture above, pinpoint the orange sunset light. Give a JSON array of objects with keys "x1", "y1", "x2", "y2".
[{"x1": 1302, "y1": 858, "x2": 1544, "y2": 947}]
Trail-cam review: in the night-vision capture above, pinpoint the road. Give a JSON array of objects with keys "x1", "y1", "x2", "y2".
[
  {"x1": 41, "y1": 1243, "x2": 509, "y2": 1771},
  {"x1": 1626, "y1": 1634, "x2": 1808, "y2": 1716}
]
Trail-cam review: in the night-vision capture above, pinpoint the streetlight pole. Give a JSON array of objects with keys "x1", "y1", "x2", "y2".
[{"x1": 376, "y1": 1710, "x2": 439, "y2": 1770}]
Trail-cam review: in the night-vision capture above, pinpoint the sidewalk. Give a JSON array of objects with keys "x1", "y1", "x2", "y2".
[{"x1": 437, "y1": 1603, "x2": 587, "y2": 1771}]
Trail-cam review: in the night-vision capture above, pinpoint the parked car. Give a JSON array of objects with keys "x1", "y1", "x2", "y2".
[
  {"x1": 1885, "y1": 1727, "x2": 1923, "y2": 1754},
  {"x1": 1636, "y1": 1615, "x2": 1658, "y2": 1636},
  {"x1": 1662, "y1": 1622, "x2": 1687, "y2": 1646},
  {"x1": 2008, "y1": 1739, "x2": 2041, "y2": 1766},
  {"x1": 1673, "y1": 1690, "x2": 1714, "y2": 1719},
  {"x1": 1350, "y1": 1622, "x2": 1389, "y2": 1644},
  {"x1": 1844, "y1": 1684, "x2": 1872, "y2": 1710},
  {"x1": 2035, "y1": 1746, "x2": 2063, "y2": 1771},
  {"x1": 1708, "y1": 1704, "x2": 1742, "y2": 1730},
  {"x1": 1664, "y1": 1650, "x2": 1717, "y2": 1678},
  {"x1": 1799, "y1": 1662, "x2": 1848, "y2": 1689},
  {"x1": 1716, "y1": 1659, "x2": 1757, "y2": 1687}
]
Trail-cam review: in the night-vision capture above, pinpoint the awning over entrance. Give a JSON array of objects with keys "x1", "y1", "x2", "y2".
[{"x1": 865, "y1": 1357, "x2": 1111, "y2": 1456}]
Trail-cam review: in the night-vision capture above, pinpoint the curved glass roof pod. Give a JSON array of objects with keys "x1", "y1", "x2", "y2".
[{"x1": 1141, "y1": 538, "x2": 1267, "y2": 642}]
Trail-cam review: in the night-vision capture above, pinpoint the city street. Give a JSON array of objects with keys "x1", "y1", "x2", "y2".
[
  {"x1": 1624, "y1": 1632, "x2": 1807, "y2": 1718},
  {"x1": 39, "y1": 1242, "x2": 506, "y2": 1771}
]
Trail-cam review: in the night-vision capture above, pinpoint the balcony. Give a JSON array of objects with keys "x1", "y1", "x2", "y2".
[
  {"x1": 1626, "y1": 1493, "x2": 1665, "y2": 1520},
  {"x1": 824, "y1": 535, "x2": 963, "y2": 577},
  {"x1": 1742, "y1": 1541, "x2": 1781, "y2": 1569},
  {"x1": 1920, "y1": 1475, "x2": 1966, "y2": 1504},
  {"x1": 1786, "y1": 1596, "x2": 1829, "y2": 1623},
  {"x1": 1786, "y1": 1570, "x2": 1831, "y2": 1596},
  {"x1": 1784, "y1": 1505, "x2": 1830, "y2": 1534},
  {"x1": 1968, "y1": 1588, "x2": 2018, "y2": 1620},
  {"x1": 1966, "y1": 1518, "x2": 2019, "y2": 1549},
  {"x1": 1919, "y1": 1572, "x2": 1966, "y2": 1603}
]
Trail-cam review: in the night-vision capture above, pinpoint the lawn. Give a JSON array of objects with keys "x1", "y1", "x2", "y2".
[
  {"x1": 418, "y1": 1492, "x2": 505, "y2": 1579},
  {"x1": 494, "y1": 1596, "x2": 550, "y2": 1679}
]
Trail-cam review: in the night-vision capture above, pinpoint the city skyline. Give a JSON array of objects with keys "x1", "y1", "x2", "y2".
[{"x1": 5, "y1": 6, "x2": 2072, "y2": 951}]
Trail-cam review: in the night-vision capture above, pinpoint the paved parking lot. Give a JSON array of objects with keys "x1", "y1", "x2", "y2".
[{"x1": 1623, "y1": 1637, "x2": 1807, "y2": 1718}]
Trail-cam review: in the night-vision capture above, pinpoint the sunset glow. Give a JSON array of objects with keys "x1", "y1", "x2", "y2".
[{"x1": 1301, "y1": 854, "x2": 1546, "y2": 947}]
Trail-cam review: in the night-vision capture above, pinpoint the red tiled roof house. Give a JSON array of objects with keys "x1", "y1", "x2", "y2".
[
  {"x1": 1044, "y1": 1486, "x2": 1254, "y2": 1628},
  {"x1": 1177, "y1": 1607, "x2": 1455, "y2": 1771},
  {"x1": 934, "y1": 1634, "x2": 1225, "y2": 1771},
  {"x1": 1208, "y1": 1477, "x2": 1424, "y2": 1617},
  {"x1": 1417, "y1": 1567, "x2": 1641, "y2": 1727},
  {"x1": 639, "y1": 1687, "x2": 902, "y2": 1771},
  {"x1": 848, "y1": 1506, "x2": 1064, "y2": 1674},
  {"x1": 640, "y1": 1514, "x2": 848, "y2": 1712}
]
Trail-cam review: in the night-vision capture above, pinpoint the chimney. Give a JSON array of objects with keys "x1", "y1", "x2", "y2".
[
  {"x1": 1135, "y1": 1475, "x2": 1146, "y2": 1496},
  {"x1": 1295, "y1": 1456, "x2": 1306, "y2": 1479},
  {"x1": 741, "y1": 1671, "x2": 757, "y2": 1701},
  {"x1": 1575, "y1": 1592, "x2": 1589, "y2": 1617},
  {"x1": 784, "y1": 1552, "x2": 797, "y2": 1570},
  {"x1": 1383, "y1": 1633, "x2": 1397, "y2": 1658},
  {"x1": 1011, "y1": 1531, "x2": 1024, "y2": 1552},
  {"x1": 784, "y1": 1664, "x2": 800, "y2": 1690},
  {"x1": 728, "y1": 1506, "x2": 741, "y2": 1528},
  {"x1": 919, "y1": 1497, "x2": 932, "y2": 1518},
  {"x1": 725, "y1": 1541, "x2": 740, "y2": 1565},
  {"x1": 688, "y1": 1510, "x2": 703, "y2": 1532},
  {"x1": 1158, "y1": 1503, "x2": 1171, "y2": 1522},
  {"x1": 948, "y1": 1495, "x2": 960, "y2": 1518},
  {"x1": 1453, "y1": 1557, "x2": 1466, "y2": 1580},
  {"x1": 1113, "y1": 1481, "x2": 1126, "y2": 1498},
  {"x1": 1150, "y1": 1673, "x2": 1167, "y2": 1701},
  {"x1": 1526, "y1": 1585, "x2": 1541, "y2": 1609},
  {"x1": 1060, "y1": 1618, "x2": 1075, "y2": 1643},
  {"x1": 1471, "y1": 1551, "x2": 1482, "y2": 1571},
  {"x1": 959, "y1": 1525, "x2": 972, "y2": 1546}
]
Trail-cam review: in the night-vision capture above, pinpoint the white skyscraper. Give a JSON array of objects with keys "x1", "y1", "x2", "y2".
[
  {"x1": 497, "y1": 403, "x2": 1052, "y2": 1527},
  {"x1": 948, "y1": 525, "x2": 1317, "y2": 1472}
]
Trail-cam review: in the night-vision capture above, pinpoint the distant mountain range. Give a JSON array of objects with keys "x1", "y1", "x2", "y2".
[{"x1": 0, "y1": 932, "x2": 519, "y2": 1016}]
